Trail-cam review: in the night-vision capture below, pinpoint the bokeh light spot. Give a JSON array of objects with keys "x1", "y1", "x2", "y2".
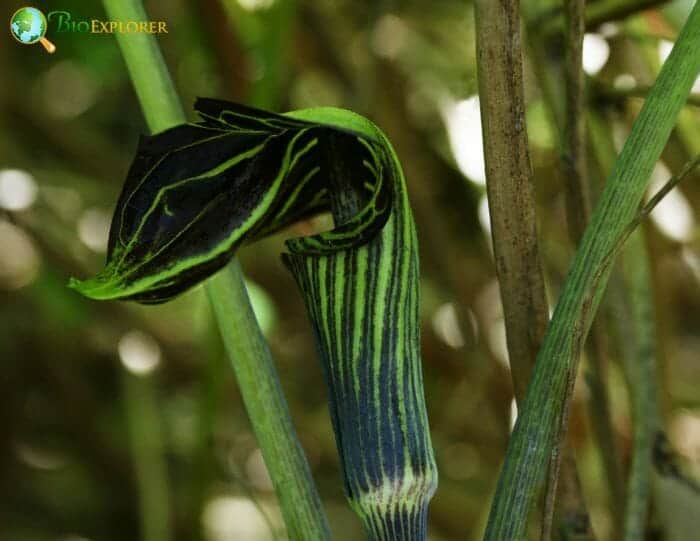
[
  {"x1": 613, "y1": 73, "x2": 637, "y2": 90},
  {"x1": 202, "y1": 496, "x2": 275, "y2": 541},
  {"x1": 670, "y1": 410, "x2": 700, "y2": 462},
  {"x1": 118, "y1": 330, "x2": 161, "y2": 376},
  {"x1": 648, "y1": 162, "x2": 695, "y2": 243},
  {"x1": 0, "y1": 219, "x2": 40, "y2": 289},
  {"x1": 441, "y1": 96, "x2": 486, "y2": 186},
  {"x1": 237, "y1": 0, "x2": 274, "y2": 11},
  {"x1": 659, "y1": 39, "x2": 674, "y2": 65},
  {"x1": 582, "y1": 33, "x2": 610, "y2": 75},
  {"x1": 77, "y1": 208, "x2": 111, "y2": 253},
  {"x1": 0, "y1": 169, "x2": 38, "y2": 211},
  {"x1": 431, "y1": 303, "x2": 465, "y2": 349},
  {"x1": 478, "y1": 194, "x2": 491, "y2": 235}
]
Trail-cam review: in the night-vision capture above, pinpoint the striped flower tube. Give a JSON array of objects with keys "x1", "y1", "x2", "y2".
[{"x1": 71, "y1": 99, "x2": 437, "y2": 539}]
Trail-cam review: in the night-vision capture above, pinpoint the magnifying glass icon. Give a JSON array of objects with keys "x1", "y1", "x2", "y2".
[{"x1": 10, "y1": 7, "x2": 56, "y2": 54}]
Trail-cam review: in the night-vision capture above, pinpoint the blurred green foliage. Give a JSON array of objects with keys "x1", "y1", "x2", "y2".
[{"x1": 1, "y1": 0, "x2": 700, "y2": 540}]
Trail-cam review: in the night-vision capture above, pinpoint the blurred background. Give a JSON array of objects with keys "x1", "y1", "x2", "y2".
[{"x1": 2, "y1": 0, "x2": 700, "y2": 539}]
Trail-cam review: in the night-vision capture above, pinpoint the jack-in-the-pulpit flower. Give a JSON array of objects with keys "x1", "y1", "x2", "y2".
[{"x1": 71, "y1": 99, "x2": 437, "y2": 540}]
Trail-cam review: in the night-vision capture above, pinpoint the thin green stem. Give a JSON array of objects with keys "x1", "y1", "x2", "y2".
[
  {"x1": 589, "y1": 73, "x2": 700, "y2": 541},
  {"x1": 618, "y1": 235, "x2": 658, "y2": 541},
  {"x1": 542, "y1": 0, "x2": 591, "y2": 536},
  {"x1": 562, "y1": 0, "x2": 590, "y2": 239},
  {"x1": 538, "y1": 0, "x2": 672, "y2": 36},
  {"x1": 484, "y1": 5, "x2": 700, "y2": 539},
  {"x1": 207, "y1": 261, "x2": 331, "y2": 540},
  {"x1": 587, "y1": 154, "x2": 699, "y2": 541},
  {"x1": 544, "y1": 0, "x2": 626, "y2": 538},
  {"x1": 123, "y1": 371, "x2": 171, "y2": 541},
  {"x1": 593, "y1": 84, "x2": 700, "y2": 108},
  {"x1": 590, "y1": 121, "x2": 700, "y2": 541},
  {"x1": 101, "y1": 1, "x2": 183, "y2": 132},
  {"x1": 524, "y1": 1, "x2": 621, "y2": 537},
  {"x1": 101, "y1": 1, "x2": 330, "y2": 538}
]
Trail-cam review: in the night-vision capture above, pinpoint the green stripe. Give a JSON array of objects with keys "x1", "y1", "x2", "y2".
[
  {"x1": 283, "y1": 120, "x2": 437, "y2": 540},
  {"x1": 71, "y1": 100, "x2": 437, "y2": 539}
]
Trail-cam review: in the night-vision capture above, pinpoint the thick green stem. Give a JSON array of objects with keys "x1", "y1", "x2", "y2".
[
  {"x1": 484, "y1": 5, "x2": 700, "y2": 539},
  {"x1": 101, "y1": 1, "x2": 330, "y2": 538}
]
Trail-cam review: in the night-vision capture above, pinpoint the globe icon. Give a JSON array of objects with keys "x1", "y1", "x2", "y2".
[{"x1": 10, "y1": 6, "x2": 55, "y2": 53}]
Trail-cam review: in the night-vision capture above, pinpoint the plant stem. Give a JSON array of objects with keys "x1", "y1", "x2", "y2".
[
  {"x1": 618, "y1": 231, "x2": 659, "y2": 541},
  {"x1": 473, "y1": 2, "x2": 593, "y2": 539},
  {"x1": 101, "y1": 1, "x2": 184, "y2": 132},
  {"x1": 590, "y1": 114, "x2": 700, "y2": 539},
  {"x1": 101, "y1": 1, "x2": 330, "y2": 538},
  {"x1": 123, "y1": 372, "x2": 171, "y2": 541},
  {"x1": 544, "y1": 0, "x2": 626, "y2": 537},
  {"x1": 542, "y1": 0, "x2": 590, "y2": 532},
  {"x1": 593, "y1": 84, "x2": 700, "y2": 108},
  {"x1": 207, "y1": 261, "x2": 331, "y2": 539},
  {"x1": 524, "y1": 0, "x2": 629, "y2": 533},
  {"x1": 562, "y1": 0, "x2": 590, "y2": 240},
  {"x1": 538, "y1": 0, "x2": 672, "y2": 36},
  {"x1": 484, "y1": 4, "x2": 700, "y2": 539},
  {"x1": 473, "y1": 0, "x2": 548, "y2": 403}
]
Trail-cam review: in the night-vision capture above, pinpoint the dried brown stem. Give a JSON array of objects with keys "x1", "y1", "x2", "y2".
[
  {"x1": 474, "y1": 0, "x2": 548, "y2": 401},
  {"x1": 474, "y1": 3, "x2": 593, "y2": 538}
]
